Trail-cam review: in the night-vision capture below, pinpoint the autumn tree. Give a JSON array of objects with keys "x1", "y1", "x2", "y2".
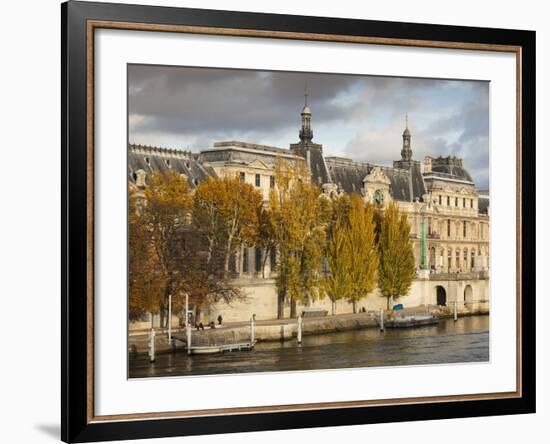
[
  {"x1": 322, "y1": 194, "x2": 378, "y2": 314},
  {"x1": 141, "y1": 171, "x2": 192, "y2": 327},
  {"x1": 378, "y1": 202, "x2": 415, "y2": 309},
  {"x1": 192, "y1": 176, "x2": 263, "y2": 278},
  {"x1": 256, "y1": 207, "x2": 277, "y2": 278},
  {"x1": 346, "y1": 195, "x2": 379, "y2": 313},
  {"x1": 270, "y1": 158, "x2": 328, "y2": 318},
  {"x1": 128, "y1": 189, "x2": 164, "y2": 324},
  {"x1": 322, "y1": 216, "x2": 352, "y2": 315}
]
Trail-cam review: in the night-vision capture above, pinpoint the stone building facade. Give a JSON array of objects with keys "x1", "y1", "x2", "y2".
[{"x1": 128, "y1": 100, "x2": 489, "y2": 325}]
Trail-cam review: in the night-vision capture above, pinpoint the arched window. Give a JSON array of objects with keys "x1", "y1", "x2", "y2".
[
  {"x1": 455, "y1": 249, "x2": 461, "y2": 270},
  {"x1": 447, "y1": 248, "x2": 453, "y2": 271},
  {"x1": 471, "y1": 249, "x2": 476, "y2": 270},
  {"x1": 463, "y1": 248, "x2": 468, "y2": 270}
]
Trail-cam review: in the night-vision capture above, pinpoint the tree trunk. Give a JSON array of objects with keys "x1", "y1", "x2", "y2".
[
  {"x1": 352, "y1": 300, "x2": 357, "y2": 314},
  {"x1": 159, "y1": 304, "x2": 165, "y2": 330},
  {"x1": 150, "y1": 312, "x2": 154, "y2": 329},
  {"x1": 206, "y1": 237, "x2": 215, "y2": 265},
  {"x1": 261, "y1": 248, "x2": 269, "y2": 279},
  {"x1": 195, "y1": 306, "x2": 202, "y2": 324},
  {"x1": 290, "y1": 297, "x2": 297, "y2": 318},
  {"x1": 277, "y1": 290, "x2": 285, "y2": 319},
  {"x1": 331, "y1": 300, "x2": 336, "y2": 316},
  {"x1": 223, "y1": 234, "x2": 234, "y2": 278}
]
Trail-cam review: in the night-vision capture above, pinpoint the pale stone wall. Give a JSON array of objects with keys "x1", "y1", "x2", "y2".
[{"x1": 129, "y1": 275, "x2": 489, "y2": 330}]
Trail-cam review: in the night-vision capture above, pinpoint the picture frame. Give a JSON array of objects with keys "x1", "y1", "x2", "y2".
[{"x1": 61, "y1": 1, "x2": 536, "y2": 442}]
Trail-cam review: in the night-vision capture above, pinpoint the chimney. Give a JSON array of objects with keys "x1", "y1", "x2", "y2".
[{"x1": 424, "y1": 156, "x2": 432, "y2": 173}]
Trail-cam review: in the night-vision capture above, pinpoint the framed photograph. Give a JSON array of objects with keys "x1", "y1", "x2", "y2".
[{"x1": 62, "y1": 1, "x2": 535, "y2": 442}]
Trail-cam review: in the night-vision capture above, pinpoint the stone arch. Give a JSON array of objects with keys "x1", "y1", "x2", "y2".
[
  {"x1": 436, "y1": 285, "x2": 447, "y2": 306},
  {"x1": 464, "y1": 284, "x2": 474, "y2": 304}
]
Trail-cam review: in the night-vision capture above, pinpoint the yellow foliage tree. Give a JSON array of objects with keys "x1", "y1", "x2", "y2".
[
  {"x1": 192, "y1": 176, "x2": 263, "y2": 278},
  {"x1": 378, "y1": 202, "x2": 415, "y2": 309},
  {"x1": 323, "y1": 194, "x2": 378, "y2": 314},
  {"x1": 270, "y1": 158, "x2": 328, "y2": 318},
  {"x1": 346, "y1": 195, "x2": 379, "y2": 312}
]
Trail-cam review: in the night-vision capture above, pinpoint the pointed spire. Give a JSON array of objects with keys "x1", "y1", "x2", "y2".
[
  {"x1": 299, "y1": 82, "x2": 313, "y2": 142},
  {"x1": 403, "y1": 113, "x2": 410, "y2": 136},
  {"x1": 401, "y1": 113, "x2": 412, "y2": 161}
]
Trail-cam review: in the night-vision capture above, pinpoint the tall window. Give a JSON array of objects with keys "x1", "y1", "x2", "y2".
[
  {"x1": 470, "y1": 199, "x2": 474, "y2": 208},
  {"x1": 438, "y1": 195, "x2": 442, "y2": 205},
  {"x1": 447, "y1": 196, "x2": 450, "y2": 206},
  {"x1": 471, "y1": 250, "x2": 476, "y2": 270},
  {"x1": 463, "y1": 198, "x2": 466, "y2": 207},
  {"x1": 447, "y1": 248, "x2": 452, "y2": 271},
  {"x1": 270, "y1": 176, "x2": 275, "y2": 188},
  {"x1": 463, "y1": 221, "x2": 467, "y2": 238},
  {"x1": 255, "y1": 248, "x2": 262, "y2": 273},
  {"x1": 255, "y1": 174, "x2": 261, "y2": 187},
  {"x1": 242, "y1": 247, "x2": 248, "y2": 273},
  {"x1": 455, "y1": 197, "x2": 458, "y2": 206},
  {"x1": 447, "y1": 220, "x2": 451, "y2": 237},
  {"x1": 239, "y1": 172, "x2": 245, "y2": 183},
  {"x1": 456, "y1": 249, "x2": 461, "y2": 270}
]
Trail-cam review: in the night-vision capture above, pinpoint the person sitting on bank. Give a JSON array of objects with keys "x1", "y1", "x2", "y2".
[
  {"x1": 198, "y1": 322, "x2": 204, "y2": 330},
  {"x1": 209, "y1": 321, "x2": 216, "y2": 329},
  {"x1": 217, "y1": 314, "x2": 223, "y2": 326}
]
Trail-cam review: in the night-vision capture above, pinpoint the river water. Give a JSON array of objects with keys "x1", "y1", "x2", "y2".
[{"x1": 129, "y1": 315, "x2": 489, "y2": 378}]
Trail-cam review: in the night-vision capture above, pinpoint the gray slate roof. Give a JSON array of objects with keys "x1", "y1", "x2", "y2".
[
  {"x1": 128, "y1": 145, "x2": 216, "y2": 189},
  {"x1": 478, "y1": 197, "x2": 489, "y2": 215},
  {"x1": 325, "y1": 157, "x2": 426, "y2": 202},
  {"x1": 431, "y1": 164, "x2": 473, "y2": 182}
]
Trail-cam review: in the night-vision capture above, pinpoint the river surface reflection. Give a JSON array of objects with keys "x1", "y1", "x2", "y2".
[{"x1": 129, "y1": 315, "x2": 489, "y2": 378}]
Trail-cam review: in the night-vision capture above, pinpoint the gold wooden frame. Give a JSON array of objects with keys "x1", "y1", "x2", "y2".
[{"x1": 86, "y1": 20, "x2": 523, "y2": 423}]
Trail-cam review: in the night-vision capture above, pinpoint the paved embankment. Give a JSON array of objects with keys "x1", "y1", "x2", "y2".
[{"x1": 128, "y1": 304, "x2": 488, "y2": 355}]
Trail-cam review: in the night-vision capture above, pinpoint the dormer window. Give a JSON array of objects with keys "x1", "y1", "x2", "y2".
[
  {"x1": 144, "y1": 157, "x2": 150, "y2": 165},
  {"x1": 165, "y1": 159, "x2": 171, "y2": 167}
]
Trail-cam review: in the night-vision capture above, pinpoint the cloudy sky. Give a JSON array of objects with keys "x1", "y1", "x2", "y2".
[{"x1": 128, "y1": 65, "x2": 489, "y2": 188}]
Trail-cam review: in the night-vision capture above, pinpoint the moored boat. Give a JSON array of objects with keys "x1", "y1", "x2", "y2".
[{"x1": 384, "y1": 314, "x2": 438, "y2": 328}]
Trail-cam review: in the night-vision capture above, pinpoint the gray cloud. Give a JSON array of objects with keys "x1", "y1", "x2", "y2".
[{"x1": 128, "y1": 65, "x2": 489, "y2": 188}]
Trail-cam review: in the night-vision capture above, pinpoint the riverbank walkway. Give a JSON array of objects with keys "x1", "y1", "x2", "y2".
[{"x1": 128, "y1": 304, "x2": 487, "y2": 355}]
